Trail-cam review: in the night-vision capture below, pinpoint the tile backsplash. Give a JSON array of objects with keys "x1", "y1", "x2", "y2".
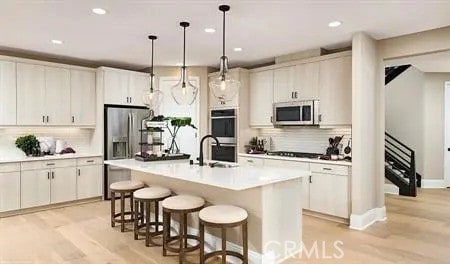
[
  {"x1": 259, "y1": 127, "x2": 352, "y2": 154},
  {"x1": 0, "y1": 127, "x2": 94, "y2": 158}
]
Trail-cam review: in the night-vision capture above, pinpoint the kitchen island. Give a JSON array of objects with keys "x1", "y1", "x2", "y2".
[{"x1": 104, "y1": 159, "x2": 310, "y2": 263}]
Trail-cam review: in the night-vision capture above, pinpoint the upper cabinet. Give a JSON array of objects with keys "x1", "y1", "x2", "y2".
[
  {"x1": 45, "y1": 67, "x2": 71, "y2": 125},
  {"x1": 0, "y1": 60, "x2": 17, "y2": 125},
  {"x1": 249, "y1": 70, "x2": 274, "y2": 127},
  {"x1": 70, "y1": 70, "x2": 96, "y2": 126},
  {"x1": 16, "y1": 61, "x2": 96, "y2": 126},
  {"x1": 273, "y1": 66, "x2": 295, "y2": 103},
  {"x1": 102, "y1": 67, "x2": 148, "y2": 107},
  {"x1": 318, "y1": 55, "x2": 352, "y2": 126},
  {"x1": 17, "y1": 63, "x2": 47, "y2": 125}
]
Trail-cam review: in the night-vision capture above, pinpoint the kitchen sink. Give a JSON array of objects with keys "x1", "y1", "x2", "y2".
[{"x1": 208, "y1": 162, "x2": 239, "y2": 168}]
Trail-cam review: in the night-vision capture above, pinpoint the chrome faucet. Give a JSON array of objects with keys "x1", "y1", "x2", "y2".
[{"x1": 199, "y1": 135, "x2": 220, "y2": 166}]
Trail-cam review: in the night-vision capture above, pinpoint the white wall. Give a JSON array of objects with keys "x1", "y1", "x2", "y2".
[{"x1": 386, "y1": 66, "x2": 424, "y2": 174}]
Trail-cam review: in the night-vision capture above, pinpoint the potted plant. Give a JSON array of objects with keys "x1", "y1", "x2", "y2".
[
  {"x1": 15, "y1": 135, "x2": 40, "y2": 156},
  {"x1": 165, "y1": 117, "x2": 197, "y2": 154}
]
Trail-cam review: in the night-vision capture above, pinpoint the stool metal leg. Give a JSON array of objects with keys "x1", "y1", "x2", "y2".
[
  {"x1": 110, "y1": 191, "x2": 115, "y2": 227},
  {"x1": 134, "y1": 200, "x2": 139, "y2": 240},
  {"x1": 162, "y1": 211, "x2": 170, "y2": 256},
  {"x1": 243, "y1": 221, "x2": 248, "y2": 264},
  {"x1": 221, "y1": 227, "x2": 227, "y2": 264},
  {"x1": 145, "y1": 201, "x2": 151, "y2": 247},
  {"x1": 200, "y1": 222, "x2": 205, "y2": 264},
  {"x1": 178, "y1": 213, "x2": 185, "y2": 264},
  {"x1": 120, "y1": 192, "x2": 125, "y2": 232}
]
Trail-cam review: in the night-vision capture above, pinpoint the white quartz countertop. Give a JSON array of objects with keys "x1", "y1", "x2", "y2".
[
  {"x1": 0, "y1": 153, "x2": 103, "y2": 164},
  {"x1": 238, "y1": 153, "x2": 352, "y2": 166},
  {"x1": 105, "y1": 159, "x2": 310, "y2": 191}
]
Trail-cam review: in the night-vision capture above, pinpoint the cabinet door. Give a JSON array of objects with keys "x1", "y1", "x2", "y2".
[
  {"x1": 295, "y1": 62, "x2": 319, "y2": 100},
  {"x1": 45, "y1": 67, "x2": 71, "y2": 125},
  {"x1": 21, "y1": 169, "x2": 51, "y2": 208},
  {"x1": 128, "y1": 73, "x2": 149, "y2": 107},
  {"x1": 77, "y1": 165, "x2": 103, "y2": 199},
  {"x1": 51, "y1": 167, "x2": 77, "y2": 204},
  {"x1": 249, "y1": 70, "x2": 274, "y2": 127},
  {"x1": 70, "y1": 70, "x2": 96, "y2": 125},
  {"x1": 104, "y1": 70, "x2": 129, "y2": 105},
  {"x1": 209, "y1": 71, "x2": 239, "y2": 108},
  {"x1": 0, "y1": 61, "x2": 17, "y2": 125},
  {"x1": 0, "y1": 171, "x2": 20, "y2": 212},
  {"x1": 318, "y1": 56, "x2": 352, "y2": 126},
  {"x1": 273, "y1": 66, "x2": 295, "y2": 103},
  {"x1": 16, "y1": 63, "x2": 46, "y2": 125},
  {"x1": 309, "y1": 172, "x2": 348, "y2": 218}
]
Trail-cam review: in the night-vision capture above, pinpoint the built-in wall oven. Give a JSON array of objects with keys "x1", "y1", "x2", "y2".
[
  {"x1": 210, "y1": 109, "x2": 236, "y2": 162},
  {"x1": 273, "y1": 100, "x2": 320, "y2": 126}
]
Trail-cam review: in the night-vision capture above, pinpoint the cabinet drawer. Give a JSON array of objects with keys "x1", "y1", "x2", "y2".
[
  {"x1": 76, "y1": 157, "x2": 103, "y2": 166},
  {"x1": 310, "y1": 163, "x2": 348, "y2": 176},
  {"x1": 238, "y1": 157, "x2": 264, "y2": 167},
  {"x1": 264, "y1": 159, "x2": 310, "y2": 170},
  {"x1": 0, "y1": 162, "x2": 20, "y2": 173},
  {"x1": 21, "y1": 159, "x2": 76, "y2": 171}
]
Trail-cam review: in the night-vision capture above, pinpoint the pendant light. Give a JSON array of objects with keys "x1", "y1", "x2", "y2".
[
  {"x1": 209, "y1": 5, "x2": 240, "y2": 103},
  {"x1": 171, "y1": 22, "x2": 198, "y2": 105},
  {"x1": 143, "y1": 35, "x2": 164, "y2": 109}
]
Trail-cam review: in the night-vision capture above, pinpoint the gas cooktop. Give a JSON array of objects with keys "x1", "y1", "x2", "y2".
[{"x1": 266, "y1": 151, "x2": 322, "y2": 159}]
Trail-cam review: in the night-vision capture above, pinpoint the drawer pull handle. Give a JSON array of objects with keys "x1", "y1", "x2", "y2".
[
  {"x1": 247, "y1": 160, "x2": 254, "y2": 163},
  {"x1": 323, "y1": 168, "x2": 332, "y2": 171},
  {"x1": 46, "y1": 163, "x2": 55, "y2": 166},
  {"x1": 86, "y1": 160, "x2": 94, "y2": 163}
]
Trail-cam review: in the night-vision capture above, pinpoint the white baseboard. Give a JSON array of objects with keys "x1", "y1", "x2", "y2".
[
  {"x1": 384, "y1": 183, "x2": 399, "y2": 194},
  {"x1": 421, "y1": 179, "x2": 446, "y2": 188},
  {"x1": 349, "y1": 206, "x2": 386, "y2": 231}
]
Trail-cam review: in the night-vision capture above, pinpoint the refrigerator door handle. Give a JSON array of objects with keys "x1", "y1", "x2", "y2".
[{"x1": 127, "y1": 112, "x2": 132, "y2": 158}]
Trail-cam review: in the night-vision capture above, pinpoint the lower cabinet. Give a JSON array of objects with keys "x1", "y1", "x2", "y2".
[
  {"x1": 0, "y1": 164, "x2": 21, "y2": 212},
  {"x1": 21, "y1": 169, "x2": 51, "y2": 208},
  {"x1": 77, "y1": 165, "x2": 103, "y2": 199},
  {"x1": 51, "y1": 167, "x2": 77, "y2": 204}
]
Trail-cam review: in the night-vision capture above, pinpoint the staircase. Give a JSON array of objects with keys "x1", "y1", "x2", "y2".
[
  {"x1": 385, "y1": 64, "x2": 411, "y2": 85},
  {"x1": 385, "y1": 132, "x2": 418, "y2": 196}
]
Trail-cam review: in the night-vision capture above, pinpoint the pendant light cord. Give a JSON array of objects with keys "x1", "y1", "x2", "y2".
[
  {"x1": 222, "y1": 9, "x2": 226, "y2": 58},
  {"x1": 183, "y1": 26, "x2": 186, "y2": 69}
]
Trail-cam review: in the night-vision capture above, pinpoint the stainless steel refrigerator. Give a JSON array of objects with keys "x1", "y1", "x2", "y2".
[{"x1": 104, "y1": 105, "x2": 149, "y2": 199}]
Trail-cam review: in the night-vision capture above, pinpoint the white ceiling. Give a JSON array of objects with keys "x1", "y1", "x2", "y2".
[
  {"x1": 386, "y1": 50, "x2": 450, "y2": 73},
  {"x1": 1, "y1": 0, "x2": 449, "y2": 70}
]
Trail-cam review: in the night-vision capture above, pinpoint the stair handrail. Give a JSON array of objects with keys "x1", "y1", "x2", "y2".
[{"x1": 385, "y1": 132, "x2": 414, "y2": 152}]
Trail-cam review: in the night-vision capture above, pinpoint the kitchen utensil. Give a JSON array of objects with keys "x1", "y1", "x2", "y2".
[{"x1": 344, "y1": 139, "x2": 352, "y2": 154}]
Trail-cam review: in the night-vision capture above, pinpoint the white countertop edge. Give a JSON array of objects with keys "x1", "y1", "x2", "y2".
[
  {"x1": 104, "y1": 159, "x2": 309, "y2": 191},
  {"x1": 0, "y1": 153, "x2": 103, "y2": 164},
  {"x1": 238, "y1": 153, "x2": 352, "y2": 166}
]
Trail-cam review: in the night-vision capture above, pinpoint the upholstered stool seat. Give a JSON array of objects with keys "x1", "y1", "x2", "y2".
[
  {"x1": 110, "y1": 180, "x2": 144, "y2": 232},
  {"x1": 199, "y1": 205, "x2": 248, "y2": 264},
  {"x1": 133, "y1": 186, "x2": 172, "y2": 247},
  {"x1": 162, "y1": 195, "x2": 205, "y2": 264}
]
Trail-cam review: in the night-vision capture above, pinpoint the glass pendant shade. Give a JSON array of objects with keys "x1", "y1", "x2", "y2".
[
  {"x1": 209, "y1": 5, "x2": 240, "y2": 103},
  {"x1": 209, "y1": 55, "x2": 240, "y2": 102},
  {"x1": 171, "y1": 21, "x2": 198, "y2": 105},
  {"x1": 143, "y1": 74, "x2": 163, "y2": 108},
  {"x1": 171, "y1": 66, "x2": 198, "y2": 105},
  {"x1": 143, "y1": 35, "x2": 163, "y2": 109}
]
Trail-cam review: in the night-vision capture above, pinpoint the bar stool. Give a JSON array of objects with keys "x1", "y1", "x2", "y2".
[
  {"x1": 162, "y1": 195, "x2": 205, "y2": 264},
  {"x1": 133, "y1": 186, "x2": 172, "y2": 246},
  {"x1": 110, "y1": 180, "x2": 144, "y2": 232},
  {"x1": 199, "y1": 205, "x2": 248, "y2": 264}
]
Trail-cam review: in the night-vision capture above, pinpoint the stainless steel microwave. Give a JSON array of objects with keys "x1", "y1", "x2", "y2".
[{"x1": 273, "y1": 100, "x2": 320, "y2": 126}]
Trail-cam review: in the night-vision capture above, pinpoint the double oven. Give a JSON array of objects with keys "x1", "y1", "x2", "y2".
[{"x1": 210, "y1": 109, "x2": 236, "y2": 162}]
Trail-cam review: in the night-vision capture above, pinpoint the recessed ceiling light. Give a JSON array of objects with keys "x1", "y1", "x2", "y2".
[
  {"x1": 51, "y1": 39, "x2": 63, "y2": 45},
  {"x1": 204, "y1": 28, "x2": 216, "y2": 33},
  {"x1": 233, "y1": 47, "x2": 242, "y2": 52},
  {"x1": 328, "y1": 21, "x2": 342, "y2": 28},
  {"x1": 92, "y1": 8, "x2": 107, "y2": 15}
]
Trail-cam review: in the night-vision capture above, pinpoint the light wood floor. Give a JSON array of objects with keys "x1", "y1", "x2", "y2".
[{"x1": 1, "y1": 188, "x2": 449, "y2": 264}]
